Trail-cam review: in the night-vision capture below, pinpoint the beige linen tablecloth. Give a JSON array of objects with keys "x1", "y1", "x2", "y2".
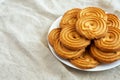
[{"x1": 0, "y1": 0, "x2": 120, "y2": 80}]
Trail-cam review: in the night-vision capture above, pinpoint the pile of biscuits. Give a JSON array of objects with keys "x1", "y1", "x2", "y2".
[{"x1": 48, "y1": 7, "x2": 120, "y2": 69}]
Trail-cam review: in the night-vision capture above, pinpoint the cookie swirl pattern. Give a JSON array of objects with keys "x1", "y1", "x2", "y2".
[
  {"x1": 60, "y1": 8, "x2": 81, "y2": 28},
  {"x1": 70, "y1": 51, "x2": 99, "y2": 69},
  {"x1": 107, "y1": 14, "x2": 120, "y2": 28},
  {"x1": 54, "y1": 39, "x2": 85, "y2": 59},
  {"x1": 48, "y1": 28, "x2": 61, "y2": 46},
  {"x1": 78, "y1": 7, "x2": 107, "y2": 21},
  {"x1": 90, "y1": 45, "x2": 120, "y2": 63},
  {"x1": 95, "y1": 27, "x2": 120, "y2": 52},
  {"x1": 76, "y1": 16, "x2": 108, "y2": 39},
  {"x1": 60, "y1": 27, "x2": 90, "y2": 50}
]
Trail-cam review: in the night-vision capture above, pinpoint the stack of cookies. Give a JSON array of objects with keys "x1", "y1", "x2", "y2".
[{"x1": 48, "y1": 7, "x2": 120, "y2": 69}]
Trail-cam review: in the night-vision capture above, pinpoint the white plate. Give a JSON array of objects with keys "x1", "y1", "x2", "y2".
[{"x1": 47, "y1": 16, "x2": 120, "y2": 71}]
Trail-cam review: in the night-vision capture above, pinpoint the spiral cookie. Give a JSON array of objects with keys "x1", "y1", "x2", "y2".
[
  {"x1": 48, "y1": 28, "x2": 61, "y2": 46},
  {"x1": 107, "y1": 14, "x2": 120, "y2": 28},
  {"x1": 64, "y1": 8, "x2": 81, "y2": 16},
  {"x1": 78, "y1": 7, "x2": 107, "y2": 21},
  {"x1": 76, "y1": 16, "x2": 108, "y2": 39},
  {"x1": 60, "y1": 27, "x2": 90, "y2": 50},
  {"x1": 60, "y1": 8, "x2": 81, "y2": 28},
  {"x1": 94, "y1": 27, "x2": 120, "y2": 52},
  {"x1": 70, "y1": 51, "x2": 99, "y2": 69},
  {"x1": 90, "y1": 45, "x2": 120, "y2": 63},
  {"x1": 54, "y1": 39, "x2": 85, "y2": 59}
]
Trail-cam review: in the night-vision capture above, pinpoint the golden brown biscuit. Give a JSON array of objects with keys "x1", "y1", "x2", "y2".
[
  {"x1": 94, "y1": 27, "x2": 120, "y2": 52},
  {"x1": 90, "y1": 45, "x2": 120, "y2": 63},
  {"x1": 54, "y1": 39, "x2": 85, "y2": 59},
  {"x1": 48, "y1": 28, "x2": 61, "y2": 46},
  {"x1": 60, "y1": 8, "x2": 81, "y2": 28},
  {"x1": 76, "y1": 16, "x2": 108, "y2": 39},
  {"x1": 64, "y1": 8, "x2": 81, "y2": 16},
  {"x1": 78, "y1": 7, "x2": 107, "y2": 21},
  {"x1": 107, "y1": 14, "x2": 120, "y2": 28},
  {"x1": 70, "y1": 51, "x2": 99, "y2": 69},
  {"x1": 60, "y1": 27, "x2": 90, "y2": 50}
]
